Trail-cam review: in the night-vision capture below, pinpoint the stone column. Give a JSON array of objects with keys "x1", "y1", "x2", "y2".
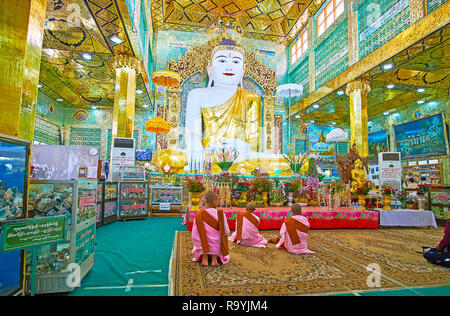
[
  {"x1": 166, "y1": 86, "x2": 182, "y2": 149},
  {"x1": 345, "y1": 77, "x2": 371, "y2": 158},
  {"x1": 112, "y1": 53, "x2": 141, "y2": 139},
  {"x1": 0, "y1": 0, "x2": 47, "y2": 140},
  {"x1": 263, "y1": 95, "x2": 275, "y2": 153}
]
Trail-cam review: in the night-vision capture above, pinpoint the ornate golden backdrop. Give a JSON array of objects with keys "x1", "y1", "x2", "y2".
[
  {"x1": 294, "y1": 23, "x2": 449, "y2": 126},
  {"x1": 151, "y1": 0, "x2": 326, "y2": 44},
  {"x1": 38, "y1": 0, "x2": 153, "y2": 110}
]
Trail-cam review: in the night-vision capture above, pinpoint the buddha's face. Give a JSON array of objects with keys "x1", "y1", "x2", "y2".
[{"x1": 207, "y1": 50, "x2": 244, "y2": 87}]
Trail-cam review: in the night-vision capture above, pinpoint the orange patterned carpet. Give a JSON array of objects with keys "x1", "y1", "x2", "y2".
[{"x1": 170, "y1": 228, "x2": 450, "y2": 296}]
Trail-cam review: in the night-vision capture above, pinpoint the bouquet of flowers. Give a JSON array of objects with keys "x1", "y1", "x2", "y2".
[
  {"x1": 381, "y1": 184, "x2": 395, "y2": 196},
  {"x1": 356, "y1": 181, "x2": 373, "y2": 196},
  {"x1": 216, "y1": 172, "x2": 238, "y2": 185},
  {"x1": 251, "y1": 177, "x2": 273, "y2": 193},
  {"x1": 236, "y1": 182, "x2": 251, "y2": 192},
  {"x1": 417, "y1": 184, "x2": 430, "y2": 197},
  {"x1": 186, "y1": 178, "x2": 205, "y2": 193},
  {"x1": 213, "y1": 147, "x2": 239, "y2": 171},
  {"x1": 292, "y1": 178, "x2": 303, "y2": 193},
  {"x1": 284, "y1": 182, "x2": 294, "y2": 193},
  {"x1": 327, "y1": 180, "x2": 344, "y2": 198},
  {"x1": 306, "y1": 176, "x2": 319, "y2": 189},
  {"x1": 396, "y1": 191, "x2": 408, "y2": 208},
  {"x1": 283, "y1": 151, "x2": 309, "y2": 174}
]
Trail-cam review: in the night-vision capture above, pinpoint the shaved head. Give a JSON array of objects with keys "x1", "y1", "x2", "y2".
[{"x1": 291, "y1": 203, "x2": 302, "y2": 216}]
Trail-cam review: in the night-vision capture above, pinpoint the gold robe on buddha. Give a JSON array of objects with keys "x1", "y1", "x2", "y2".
[
  {"x1": 154, "y1": 87, "x2": 292, "y2": 176},
  {"x1": 201, "y1": 87, "x2": 261, "y2": 152}
]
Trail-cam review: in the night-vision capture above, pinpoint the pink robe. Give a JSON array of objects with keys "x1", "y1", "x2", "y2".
[
  {"x1": 275, "y1": 215, "x2": 315, "y2": 254},
  {"x1": 229, "y1": 213, "x2": 267, "y2": 247},
  {"x1": 191, "y1": 208, "x2": 230, "y2": 264}
]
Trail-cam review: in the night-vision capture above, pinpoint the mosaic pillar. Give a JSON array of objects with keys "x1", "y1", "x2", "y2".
[
  {"x1": 410, "y1": 0, "x2": 425, "y2": 23},
  {"x1": 307, "y1": 22, "x2": 315, "y2": 93},
  {"x1": 346, "y1": 77, "x2": 371, "y2": 158},
  {"x1": 263, "y1": 95, "x2": 275, "y2": 153},
  {"x1": 0, "y1": 0, "x2": 47, "y2": 140},
  {"x1": 112, "y1": 53, "x2": 141, "y2": 139},
  {"x1": 166, "y1": 86, "x2": 182, "y2": 150},
  {"x1": 347, "y1": 0, "x2": 359, "y2": 66}
]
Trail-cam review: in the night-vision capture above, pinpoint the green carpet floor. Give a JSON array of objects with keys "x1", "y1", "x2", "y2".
[
  {"x1": 69, "y1": 217, "x2": 186, "y2": 296},
  {"x1": 69, "y1": 217, "x2": 449, "y2": 296}
]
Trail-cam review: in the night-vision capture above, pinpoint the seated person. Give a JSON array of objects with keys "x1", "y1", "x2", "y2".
[
  {"x1": 191, "y1": 191, "x2": 230, "y2": 266},
  {"x1": 423, "y1": 218, "x2": 450, "y2": 268},
  {"x1": 406, "y1": 177, "x2": 418, "y2": 189},
  {"x1": 273, "y1": 204, "x2": 315, "y2": 255},
  {"x1": 229, "y1": 202, "x2": 267, "y2": 248}
]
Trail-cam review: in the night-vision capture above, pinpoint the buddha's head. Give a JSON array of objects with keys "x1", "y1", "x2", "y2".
[
  {"x1": 354, "y1": 159, "x2": 363, "y2": 169},
  {"x1": 207, "y1": 38, "x2": 245, "y2": 88}
]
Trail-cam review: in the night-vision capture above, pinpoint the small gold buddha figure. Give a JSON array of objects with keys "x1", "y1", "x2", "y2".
[{"x1": 351, "y1": 159, "x2": 367, "y2": 192}]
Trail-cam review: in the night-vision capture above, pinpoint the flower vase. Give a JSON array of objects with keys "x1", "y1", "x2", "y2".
[
  {"x1": 418, "y1": 197, "x2": 426, "y2": 211},
  {"x1": 328, "y1": 197, "x2": 336, "y2": 211},
  {"x1": 358, "y1": 195, "x2": 366, "y2": 211},
  {"x1": 262, "y1": 192, "x2": 269, "y2": 207},
  {"x1": 288, "y1": 192, "x2": 294, "y2": 206},
  {"x1": 382, "y1": 195, "x2": 392, "y2": 210},
  {"x1": 190, "y1": 192, "x2": 202, "y2": 212}
]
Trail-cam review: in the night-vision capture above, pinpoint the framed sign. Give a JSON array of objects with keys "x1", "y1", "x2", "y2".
[
  {"x1": 150, "y1": 186, "x2": 183, "y2": 206},
  {"x1": 1, "y1": 216, "x2": 67, "y2": 252},
  {"x1": 393, "y1": 113, "x2": 449, "y2": 159}
]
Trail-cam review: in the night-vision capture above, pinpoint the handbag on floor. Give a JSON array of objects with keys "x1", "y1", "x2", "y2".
[{"x1": 421, "y1": 246, "x2": 450, "y2": 268}]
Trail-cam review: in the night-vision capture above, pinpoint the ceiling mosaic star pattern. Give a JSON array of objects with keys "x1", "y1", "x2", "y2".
[
  {"x1": 39, "y1": 0, "x2": 153, "y2": 110},
  {"x1": 152, "y1": 0, "x2": 326, "y2": 43}
]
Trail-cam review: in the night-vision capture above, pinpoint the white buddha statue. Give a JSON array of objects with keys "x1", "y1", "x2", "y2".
[{"x1": 155, "y1": 38, "x2": 290, "y2": 175}]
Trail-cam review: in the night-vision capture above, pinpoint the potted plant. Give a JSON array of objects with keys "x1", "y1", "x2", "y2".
[
  {"x1": 381, "y1": 184, "x2": 394, "y2": 210},
  {"x1": 292, "y1": 179, "x2": 303, "y2": 202},
  {"x1": 270, "y1": 189, "x2": 285, "y2": 207},
  {"x1": 417, "y1": 184, "x2": 430, "y2": 210},
  {"x1": 356, "y1": 181, "x2": 372, "y2": 211},
  {"x1": 236, "y1": 182, "x2": 251, "y2": 203},
  {"x1": 251, "y1": 177, "x2": 273, "y2": 206},
  {"x1": 186, "y1": 178, "x2": 205, "y2": 212}
]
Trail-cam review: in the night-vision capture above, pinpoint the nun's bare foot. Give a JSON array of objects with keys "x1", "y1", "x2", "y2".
[
  {"x1": 211, "y1": 255, "x2": 219, "y2": 267},
  {"x1": 201, "y1": 255, "x2": 209, "y2": 266}
]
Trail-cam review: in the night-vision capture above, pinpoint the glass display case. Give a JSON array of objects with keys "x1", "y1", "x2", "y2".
[
  {"x1": 429, "y1": 186, "x2": 450, "y2": 221},
  {"x1": 96, "y1": 181, "x2": 118, "y2": 226},
  {"x1": 0, "y1": 134, "x2": 30, "y2": 296},
  {"x1": 149, "y1": 186, "x2": 183, "y2": 216},
  {"x1": 118, "y1": 182, "x2": 148, "y2": 220},
  {"x1": 25, "y1": 180, "x2": 97, "y2": 294}
]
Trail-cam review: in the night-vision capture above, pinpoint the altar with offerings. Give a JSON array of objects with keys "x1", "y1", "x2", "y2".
[{"x1": 183, "y1": 206, "x2": 379, "y2": 231}]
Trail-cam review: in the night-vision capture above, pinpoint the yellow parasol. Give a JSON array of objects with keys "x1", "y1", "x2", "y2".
[
  {"x1": 151, "y1": 70, "x2": 182, "y2": 87},
  {"x1": 145, "y1": 116, "x2": 171, "y2": 134}
]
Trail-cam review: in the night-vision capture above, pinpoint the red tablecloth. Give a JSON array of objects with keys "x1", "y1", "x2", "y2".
[{"x1": 183, "y1": 206, "x2": 379, "y2": 230}]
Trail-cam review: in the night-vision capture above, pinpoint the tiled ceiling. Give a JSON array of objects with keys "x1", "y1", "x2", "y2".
[
  {"x1": 152, "y1": 0, "x2": 326, "y2": 43},
  {"x1": 38, "y1": 0, "x2": 153, "y2": 110}
]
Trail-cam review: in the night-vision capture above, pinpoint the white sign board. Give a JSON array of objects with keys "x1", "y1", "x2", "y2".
[
  {"x1": 110, "y1": 137, "x2": 135, "y2": 181},
  {"x1": 159, "y1": 203, "x2": 171, "y2": 211}
]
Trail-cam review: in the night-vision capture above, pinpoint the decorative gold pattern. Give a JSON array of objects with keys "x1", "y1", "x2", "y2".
[
  {"x1": 347, "y1": 0, "x2": 359, "y2": 66},
  {"x1": 167, "y1": 35, "x2": 277, "y2": 95},
  {"x1": 166, "y1": 86, "x2": 182, "y2": 148},
  {"x1": 151, "y1": 0, "x2": 327, "y2": 44}
]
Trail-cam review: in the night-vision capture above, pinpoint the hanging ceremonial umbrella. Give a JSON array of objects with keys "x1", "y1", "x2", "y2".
[
  {"x1": 151, "y1": 70, "x2": 182, "y2": 88},
  {"x1": 277, "y1": 83, "x2": 303, "y2": 150},
  {"x1": 145, "y1": 116, "x2": 171, "y2": 134}
]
